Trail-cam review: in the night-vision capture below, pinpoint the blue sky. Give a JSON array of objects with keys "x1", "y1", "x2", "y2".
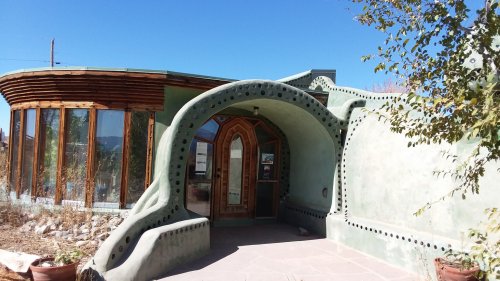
[{"x1": 0, "y1": 0, "x2": 402, "y2": 135}]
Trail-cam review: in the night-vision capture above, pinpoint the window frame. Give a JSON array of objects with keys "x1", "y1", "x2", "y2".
[
  {"x1": 7, "y1": 104, "x2": 155, "y2": 208},
  {"x1": 36, "y1": 108, "x2": 60, "y2": 203}
]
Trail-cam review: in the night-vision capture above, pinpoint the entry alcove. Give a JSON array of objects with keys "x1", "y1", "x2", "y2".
[
  {"x1": 214, "y1": 99, "x2": 336, "y2": 235},
  {"x1": 183, "y1": 97, "x2": 337, "y2": 232},
  {"x1": 185, "y1": 111, "x2": 290, "y2": 221}
]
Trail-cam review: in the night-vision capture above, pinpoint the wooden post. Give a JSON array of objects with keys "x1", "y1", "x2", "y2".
[
  {"x1": 85, "y1": 108, "x2": 97, "y2": 208},
  {"x1": 120, "y1": 111, "x2": 132, "y2": 208},
  {"x1": 145, "y1": 112, "x2": 155, "y2": 189},
  {"x1": 50, "y1": 39, "x2": 54, "y2": 67},
  {"x1": 16, "y1": 110, "x2": 25, "y2": 198},
  {"x1": 55, "y1": 107, "x2": 66, "y2": 204},
  {"x1": 31, "y1": 108, "x2": 41, "y2": 200}
]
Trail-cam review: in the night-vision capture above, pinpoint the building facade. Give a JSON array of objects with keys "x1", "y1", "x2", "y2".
[
  {"x1": 0, "y1": 68, "x2": 331, "y2": 215},
  {"x1": 0, "y1": 68, "x2": 229, "y2": 208},
  {"x1": 1, "y1": 67, "x2": 498, "y2": 281}
]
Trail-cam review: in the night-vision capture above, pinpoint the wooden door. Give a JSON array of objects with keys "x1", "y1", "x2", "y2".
[{"x1": 213, "y1": 118, "x2": 257, "y2": 220}]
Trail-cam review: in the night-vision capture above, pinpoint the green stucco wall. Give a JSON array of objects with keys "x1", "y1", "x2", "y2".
[
  {"x1": 328, "y1": 109, "x2": 499, "y2": 279},
  {"x1": 88, "y1": 80, "x2": 343, "y2": 280},
  {"x1": 232, "y1": 99, "x2": 336, "y2": 212},
  {"x1": 316, "y1": 75, "x2": 500, "y2": 280},
  {"x1": 156, "y1": 90, "x2": 338, "y2": 214},
  {"x1": 87, "y1": 73, "x2": 499, "y2": 280},
  {"x1": 154, "y1": 86, "x2": 204, "y2": 176}
]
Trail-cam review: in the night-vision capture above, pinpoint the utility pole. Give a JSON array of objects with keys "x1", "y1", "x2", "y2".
[{"x1": 50, "y1": 38, "x2": 55, "y2": 67}]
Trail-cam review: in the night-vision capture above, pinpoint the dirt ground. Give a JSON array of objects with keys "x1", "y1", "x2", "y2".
[{"x1": 0, "y1": 207, "x2": 98, "y2": 281}]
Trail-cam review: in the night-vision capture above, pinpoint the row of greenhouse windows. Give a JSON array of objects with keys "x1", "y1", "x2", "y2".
[{"x1": 8, "y1": 108, "x2": 154, "y2": 208}]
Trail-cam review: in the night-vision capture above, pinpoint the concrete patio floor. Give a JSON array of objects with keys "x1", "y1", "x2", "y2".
[{"x1": 158, "y1": 223, "x2": 420, "y2": 281}]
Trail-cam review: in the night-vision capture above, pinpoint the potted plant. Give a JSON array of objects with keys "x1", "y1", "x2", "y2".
[
  {"x1": 30, "y1": 249, "x2": 82, "y2": 281},
  {"x1": 468, "y1": 208, "x2": 500, "y2": 281},
  {"x1": 435, "y1": 208, "x2": 499, "y2": 281},
  {"x1": 434, "y1": 250, "x2": 481, "y2": 281}
]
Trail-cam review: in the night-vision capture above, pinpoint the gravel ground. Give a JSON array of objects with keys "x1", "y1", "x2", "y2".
[
  {"x1": 0, "y1": 224, "x2": 96, "y2": 280},
  {"x1": 0, "y1": 203, "x2": 122, "y2": 280}
]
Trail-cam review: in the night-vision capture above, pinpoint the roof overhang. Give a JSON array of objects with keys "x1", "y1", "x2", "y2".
[{"x1": 0, "y1": 67, "x2": 234, "y2": 110}]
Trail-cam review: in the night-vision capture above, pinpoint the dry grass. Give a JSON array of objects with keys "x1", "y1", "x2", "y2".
[
  {"x1": 0, "y1": 149, "x2": 8, "y2": 203},
  {"x1": 59, "y1": 205, "x2": 94, "y2": 228},
  {"x1": 0, "y1": 150, "x2": 113, "y2": 280},
  {"x1": 0, "y1": 149, "x2": 7, "y2": 187},
  {"x1": 0, "y1": 202, "x2": 25, "y2": 227},
  {"x1": 0, "y1": 202, "x2": 99, "y2": 280},
  {"x1": 0, "y1": 200, "x2": 93, "y2": 229},
  {"x1": 0, "y1": 222, "x2": 96, "y2": 281}
]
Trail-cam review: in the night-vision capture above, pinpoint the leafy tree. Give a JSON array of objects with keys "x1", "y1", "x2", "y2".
[{"x1": 353, "y1": 0, "x2": 499, "y2": 212}]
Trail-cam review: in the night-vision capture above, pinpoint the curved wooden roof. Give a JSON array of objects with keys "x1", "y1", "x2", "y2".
[{"x1": 0, "y1": 68, "x2": 232, "y2": 111}]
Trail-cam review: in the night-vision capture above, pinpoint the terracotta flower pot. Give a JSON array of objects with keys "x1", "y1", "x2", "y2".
[
  {"x1": 30, "y1": 257, "x2": 79, "y2": 281},
  {"x1": 434, "y1": 257, "x2": 482, "y2": 281}
]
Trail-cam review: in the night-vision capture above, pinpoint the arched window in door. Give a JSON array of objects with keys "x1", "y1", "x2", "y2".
[{"x1": 227, "y1": 135, "x2": 243, "y2": 205}]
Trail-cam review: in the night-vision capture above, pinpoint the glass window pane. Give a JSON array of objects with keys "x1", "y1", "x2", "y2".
[
  {"x1": 10, "y1": 110, "x2": 21, "y2": 194},
  {"x1": 126, "y1": 112, "x2": 149, "y2": 206},
  {"x1": 187, "y1": 139, "x2": 214, "y2": 181},
  {"x1": 258, "y1": 142, "x2": 277, "y2": 180},
  {"x1": 21, "y1": 109, "x2": 36, "y2": 198},
  {"x1": 37, "y1": 109, "x2": 60, "y2": 202},
  {"x1": 256, "y1": 182, "x2": 275, "y2": 217},
  {"x1": 94, "y1": 110, "x2": 124, "y2": 207},
  {"x1": 255, "y1": 124, "x2": 275, "y2": 144},
  {"x1": 228, "y1": 135, "x2": 243, "y2": 205},
  {"x1": 186, "y1": 139, "x2": 213, "y2": 216},
  {"x1": 64, "y1": 109, "x2": 89, "y2": 202},
  {"x1": 186, "y1": 182, "x2": 212, "y2": 216},
  {"x1": 195, "y1": 119, "x2": 219, "y2": 141}
]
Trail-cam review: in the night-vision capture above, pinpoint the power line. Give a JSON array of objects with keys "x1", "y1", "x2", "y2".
[
  {"x1": 0, "y1": 58, "x2": 50, "y2": 62},
  {"x1": 0, "y1": 58, "x2": 61, "y2": 64},
  {"x1": 0, "y1": 40, "x2": 74, "y2": 67}
]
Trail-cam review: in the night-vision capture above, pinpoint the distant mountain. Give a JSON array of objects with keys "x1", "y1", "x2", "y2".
[{"x1": 96, "y1": 136, "x2": 123, "y2": 151}]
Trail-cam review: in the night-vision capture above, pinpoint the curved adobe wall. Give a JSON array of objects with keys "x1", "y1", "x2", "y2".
[
  {"x1": 89, "y1": 80, "x2": 344, "y2": 281},
  {"x1": 156, "y1": 79, "x2": 343, "y2": 207},
  {"x1": 335, "y1": 109, "x2": 499, "y2": 274},
  {"x1": 308, "y1": 74, "x2": 500, "y2": 276}
]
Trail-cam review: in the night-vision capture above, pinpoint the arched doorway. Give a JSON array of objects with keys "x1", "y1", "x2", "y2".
[
  {"x1": 185, "y1": 115, "x2": 284, "y2": 222},
  {"x1": 88, "y1": 80, "x2": 343, "y2": 280}
]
